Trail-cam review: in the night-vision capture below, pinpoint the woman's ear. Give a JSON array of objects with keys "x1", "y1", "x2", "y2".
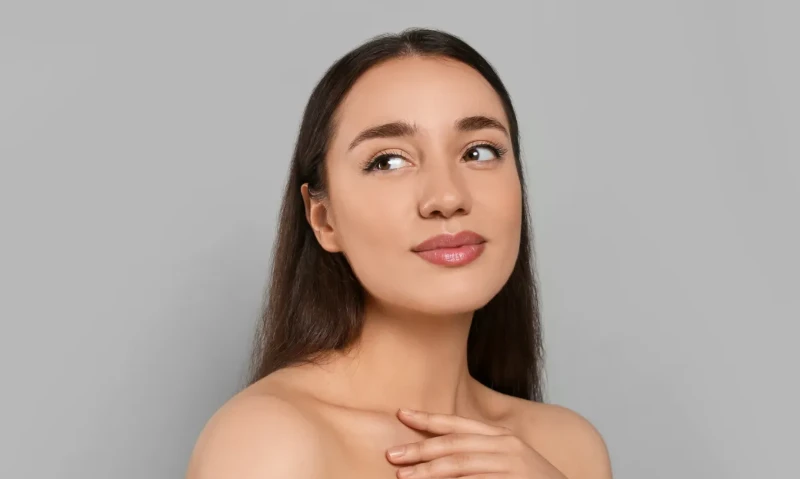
[{"x1": 300, "y1": 183, "x2": 341, "y2": 253}]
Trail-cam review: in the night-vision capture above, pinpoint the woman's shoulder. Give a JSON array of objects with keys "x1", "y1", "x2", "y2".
[
  {"x1": 184, "y1": 376, "x2": 328, "y2": 479},
  {"x1": 500, "y1": 395, "x2": 613, "y2": 479}
]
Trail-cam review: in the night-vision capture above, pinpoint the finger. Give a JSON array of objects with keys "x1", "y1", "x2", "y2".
[
  {"x1": 387, "y1": 433, "x2": 520, "y2": 465},
  {"x1": 396, "y1": 452, "x2": 507, "y2": 478},
  {"x1": 397, "y1": 409, "x2": 511, "y2": 436}
]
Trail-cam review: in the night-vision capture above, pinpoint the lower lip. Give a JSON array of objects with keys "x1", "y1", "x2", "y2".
[{"x1": 414, "y1": 243, "x2": 486, "y2": 266}]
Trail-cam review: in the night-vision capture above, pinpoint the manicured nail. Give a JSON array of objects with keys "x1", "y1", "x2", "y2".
[
  {"x1": 387, "y1": 445, "x2": 406, "y2": 458},
  {"x1": 398, "y1": 466, "x2": 416, "y2": 477}
]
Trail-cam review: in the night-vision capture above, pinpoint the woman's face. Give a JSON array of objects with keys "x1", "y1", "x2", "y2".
[{"x1": 306, "y1": 56, "x2": 522, "y2": 316}]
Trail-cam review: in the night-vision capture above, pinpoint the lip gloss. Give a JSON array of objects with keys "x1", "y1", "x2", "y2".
[
  {"x1": 414, "y1": 243, "x2": 486, "y2": 266},
  {"x1": 411, "y1": 231, "x2": 487, "y2": 267}
]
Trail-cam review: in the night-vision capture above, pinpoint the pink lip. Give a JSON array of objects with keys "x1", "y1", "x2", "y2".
[{"x1": 412, "y1": 231, "x2": 487, "y2": 267}]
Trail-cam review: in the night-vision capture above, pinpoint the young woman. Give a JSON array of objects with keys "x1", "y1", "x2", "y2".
[{"x1": 187, "y1": 28, "x2": 613, "y2": 479}]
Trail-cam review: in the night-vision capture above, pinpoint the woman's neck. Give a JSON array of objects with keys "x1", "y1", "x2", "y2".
[{"x1": 313, "y1": 301, "x2": 483, "y2": 417}]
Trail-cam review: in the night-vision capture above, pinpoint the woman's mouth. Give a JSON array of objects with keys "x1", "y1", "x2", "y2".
[{"x1": 411, "y1": 231, "x2": 487, "y2": 267}]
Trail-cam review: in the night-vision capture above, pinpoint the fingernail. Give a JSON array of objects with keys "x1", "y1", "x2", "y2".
[
  {"x1": 387, "y1": 445, "x2": 406, "y2": 458},
  {"x1": 399, "y1": 408, "x2": 416, "y2": 416},
  {"x1": 398, "y1": 466, "x2": 415, "y2": 477}
]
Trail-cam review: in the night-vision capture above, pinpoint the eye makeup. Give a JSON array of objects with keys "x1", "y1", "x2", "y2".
[{"x1": 360, "y1": 140, "x2": 509, "y2": 173}]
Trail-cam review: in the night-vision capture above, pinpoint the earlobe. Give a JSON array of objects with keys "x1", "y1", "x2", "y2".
[{"x1": 300, "y1": 183, "x2": 341, "y2": 253}]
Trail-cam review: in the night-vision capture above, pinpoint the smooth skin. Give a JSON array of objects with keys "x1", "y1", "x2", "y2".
[
  {"x1": 186, "y1": 56, "x2": 613, "y2": 478},
  {"x1": 387, "y1": 408, "x2": 582, "y2": 478}
]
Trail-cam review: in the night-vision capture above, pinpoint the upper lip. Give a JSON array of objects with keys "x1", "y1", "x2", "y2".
[{"x1": 412, "y1": 231, "x2": 486, "y2": 252}]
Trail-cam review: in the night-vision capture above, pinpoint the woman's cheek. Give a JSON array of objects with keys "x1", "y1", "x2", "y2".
[{"x1": 334, "y1": 196, "x2": 409, "y2": 271}]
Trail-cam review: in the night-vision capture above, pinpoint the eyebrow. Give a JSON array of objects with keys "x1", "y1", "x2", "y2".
[{"x1": 346, "y1": 115, "x2": 509, "y2": 151}]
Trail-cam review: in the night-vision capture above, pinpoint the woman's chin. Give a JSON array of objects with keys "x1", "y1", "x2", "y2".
[{"x1": 380, "y1": 288, "x2": 502, "y2": 317}]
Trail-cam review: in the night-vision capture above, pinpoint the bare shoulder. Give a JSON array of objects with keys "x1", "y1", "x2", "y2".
[
  {"x1": 513, "y1": 400, "x2": 613, "y2": 479},
  {"x1": 185, "y1": 384, "x2": 327, "y2": 479}
]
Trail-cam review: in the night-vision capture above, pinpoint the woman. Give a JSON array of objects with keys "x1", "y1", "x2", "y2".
[{"x1": 187, "y1": 28, "x2": 612, "y2": 479}]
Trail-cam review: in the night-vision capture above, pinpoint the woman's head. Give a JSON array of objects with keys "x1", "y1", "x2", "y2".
[
  {"x1": 304, "y1": 54, "x2": 522, "y2": 316},
  {"x1": 250, "y1": 28, "x2": 543, "y2": 401}
]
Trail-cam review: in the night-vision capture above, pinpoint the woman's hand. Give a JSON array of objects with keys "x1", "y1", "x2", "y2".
[{"x1": 385, "y1": 408, "x2": 568, "y2": 479}]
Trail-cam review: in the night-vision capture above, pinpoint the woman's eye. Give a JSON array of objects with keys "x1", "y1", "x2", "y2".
[
  {"x1": 464, "y1": 145, "x2": 500, "y2": 162},
  {"x1": 371, "y1": 155, "x2": 410, "y2": 171}
]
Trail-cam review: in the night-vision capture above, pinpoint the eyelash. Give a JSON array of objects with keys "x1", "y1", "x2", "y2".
[{"x1": 361, "y1": 141, "x2": 509, "y2": 172}]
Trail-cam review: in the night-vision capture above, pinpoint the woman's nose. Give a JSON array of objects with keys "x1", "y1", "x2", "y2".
[{"x1": 417, "y1": 162, "x2": 472, "y2": 219}]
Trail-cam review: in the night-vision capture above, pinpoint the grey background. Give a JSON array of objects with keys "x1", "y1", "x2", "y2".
[{"x1": 1, "y1": 1, "x2": 797, "y2": 478}]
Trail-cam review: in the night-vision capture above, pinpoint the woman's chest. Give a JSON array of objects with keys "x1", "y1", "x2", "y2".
[
  {"x1": 324, "y1": 448, "x2": 402, "y2": 479},
  {"x1": 315, "y1": 412, "x2": 435, "y2": 479}
]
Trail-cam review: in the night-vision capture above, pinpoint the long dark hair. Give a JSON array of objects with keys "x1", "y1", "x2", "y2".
[{"x1": 247, "y1": 28, "x2": 545, "y2": 401}]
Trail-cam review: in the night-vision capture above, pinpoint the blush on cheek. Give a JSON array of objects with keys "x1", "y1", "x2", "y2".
[
  {"x1": 333, "y1": 206, "x2": 404, "y2": 270},
  {"x1": 476, "y1": 183, "x2": 522, "y2": 233}
]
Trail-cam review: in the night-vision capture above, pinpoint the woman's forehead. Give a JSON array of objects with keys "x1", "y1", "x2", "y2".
[{"x1": 332, "y1": 56, "x2": 508, "y2": 140}]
